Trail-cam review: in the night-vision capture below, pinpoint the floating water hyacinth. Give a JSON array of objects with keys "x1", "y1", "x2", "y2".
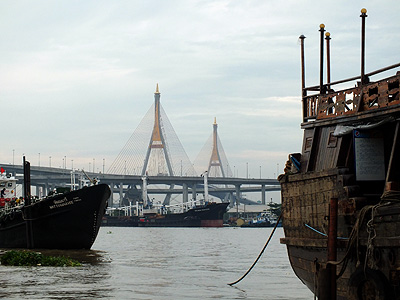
[{"x1": 0, "y1": 250, "x2": 81, "y2": 267}]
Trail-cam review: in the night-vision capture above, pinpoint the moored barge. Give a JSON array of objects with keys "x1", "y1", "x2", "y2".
[
  {"x1": 102, "y1": 202, "x2": 228, "y2": 227},
  {"x1": 0, "y1": 158, "x2": 111, "y2": 249}
]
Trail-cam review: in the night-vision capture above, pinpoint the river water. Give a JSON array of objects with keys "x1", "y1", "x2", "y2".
[{"x1": 0, "y1": 227, "x2": 313, "y2": 299}]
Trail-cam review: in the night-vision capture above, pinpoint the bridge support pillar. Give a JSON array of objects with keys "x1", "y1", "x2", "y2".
[
  {"x1": 191, "y1": 184, "x2": 197, "y2": 201},
  {"x1": 261, "y1": 184, "x2": 266, "y2": 205},
  {"x1": 44, "y1": 182, "x2": 49, "y2": 196},
  {"x1": 183, "y1": 183, "x2": 188, "y2": 203},
  {"x1": 235, "y1": 184, "x2": 241, "y2": 206},
  {"x1": 119, "y1": 183, "x2": 123, "y2": 206}
]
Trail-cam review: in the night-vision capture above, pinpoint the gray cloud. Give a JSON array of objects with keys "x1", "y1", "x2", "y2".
[{"x1": 1, "y1": 0, "x2": 399, "y2": 195}]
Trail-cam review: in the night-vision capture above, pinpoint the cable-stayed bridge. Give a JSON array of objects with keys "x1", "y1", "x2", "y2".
[
  {"x1": 2, "y1": 84, "x2": 280, "y2": 207},
  {"x1": 2, "y1": 164, "x2": 280, "y2": 207},
  {"x1": 107, "y1": 84, "x2": 196, "y2": 177}
]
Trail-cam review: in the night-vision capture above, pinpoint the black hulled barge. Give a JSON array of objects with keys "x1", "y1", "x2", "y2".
[
  {"x1": 279, "y1": 9, "x2": 400, "y2": 299},
  {"x1": 102, "y1": 201, "x2": 228, "y2": 227},
  {"x1": 0, "y1": 157, "x2": 111, "y2": 249},
  {"x1": 102, "y1": 172, "x2": 228, "y2": 227}
]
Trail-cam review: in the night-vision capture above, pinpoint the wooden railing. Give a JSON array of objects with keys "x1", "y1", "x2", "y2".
[{"x1": 303, "y1": 71, "x2": 400, "y2": 122}]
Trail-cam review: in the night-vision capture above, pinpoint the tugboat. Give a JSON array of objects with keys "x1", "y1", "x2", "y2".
[
  {"x1": 279, "y1": 9, "x2": 400, "y2": 299},
  {"x1": 0, "y1": 157, "x2": 111, "y2": 249}
]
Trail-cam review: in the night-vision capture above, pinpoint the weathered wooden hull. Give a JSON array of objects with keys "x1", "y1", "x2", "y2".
[{"x1": 280, "y1": 169, "x2": 400, "y2": 299}]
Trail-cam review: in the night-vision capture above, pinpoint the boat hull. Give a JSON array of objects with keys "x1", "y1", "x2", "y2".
[
  {"x1": 0, "y1": 184, "x2": 111, "y2": 249},
  {"x1": 280, "y1": 170, "x2": 400, "y2": 299},
  {"x1": 102, "y1": 202, "x2": 228, "y2": 227}
]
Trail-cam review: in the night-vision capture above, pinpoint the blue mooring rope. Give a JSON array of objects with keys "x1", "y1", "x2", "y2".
[{"x1": 304, "y1": 223, "x2": 349, "y2": 240}]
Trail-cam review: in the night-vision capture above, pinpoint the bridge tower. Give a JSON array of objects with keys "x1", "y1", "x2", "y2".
[
  {"x1": 209, "y1": 118, "x2": 225, "y2": 177},
  {"x1": 108, "y1": 84, "x2": 195, "y2": 177},
  {"x1": 107, "y1": 84, "x2": 196, "y2": 206},
  {"x1": 194, "y1": 118, "x2": 232, "y2": 178},
  {"x1": 142, "y1": 84, "x2": 173, "y2": 176}
]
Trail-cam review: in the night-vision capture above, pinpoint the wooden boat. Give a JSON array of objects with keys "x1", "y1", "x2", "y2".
[
  {"x1": 0, "y1": 158, "x2": 111, "y2": 249},
  {"x1": 279, "y1": 9, "x2": 400, "y2": 299}
]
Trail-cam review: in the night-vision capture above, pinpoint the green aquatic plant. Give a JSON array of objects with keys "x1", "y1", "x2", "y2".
[{"x1": 0, "y1": 250, "x2": 81, "y2": 267}]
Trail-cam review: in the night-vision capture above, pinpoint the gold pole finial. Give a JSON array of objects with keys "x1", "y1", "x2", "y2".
[
  {"x1": 155, "y1": 83, "x2": 160, "y2": 94},
  {"x1": 214, "y1": 117, "x2": 217, "y2": 125}
]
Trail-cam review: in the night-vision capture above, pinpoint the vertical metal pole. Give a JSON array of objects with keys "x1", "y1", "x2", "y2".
[
  {"x1": 299, "y1": 35, "x2": 307, "y2": 122},
  {"x1": 360, "y1": 8, "x2": 367, "y2": 85},
  {"x1": 319, "y1": 24, "x2": 325, "y2": 94},
  {"x1": 325, "y1": 32, "x2": 331, "y2": 90},
  {"x1": 23, "y1": 156, "x2": 31, "y2": 206},
  {"x1": 23, "y1": 156, "x2": 33, "y2": 249},
  {"x1": 327, "y1": 198, "x2": 338, "y2": 299}
]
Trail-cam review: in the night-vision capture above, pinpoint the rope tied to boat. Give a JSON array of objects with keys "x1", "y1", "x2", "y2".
[
  {"x1": 227, "y1": 214, "x2": 282, "y2": 286},
  {"x1": 326, "y1": 190, "x2": 400, "y2": 279},
  {"x1": 365, "y1": 191, "x2": 400, "y2": 271},
  {"x1": 380, "y1": 190, "x2": 400, "y2": 202}
]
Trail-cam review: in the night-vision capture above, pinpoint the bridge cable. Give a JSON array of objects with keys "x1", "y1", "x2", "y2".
[{"x1": 228, "y1": 214, "x2": 282, "y2": 286}]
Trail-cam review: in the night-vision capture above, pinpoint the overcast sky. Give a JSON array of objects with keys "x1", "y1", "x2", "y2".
[{"x1": 1, "y1": 0, "x2": 399, "y2": 185}]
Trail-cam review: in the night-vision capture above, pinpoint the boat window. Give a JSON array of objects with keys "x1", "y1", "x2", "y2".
[
  {"x1": 7, "y1": 183, "x2": 13, "y2": 187},
  {"x1": 327, "y1": 132, "x2": 338, "y2": 148},
  {"x1": 0, "y1": 183, "x2": 5, "y2": 187},
  {"x1": 304, "y1": 137, "x2": 312, "y2": 152}
]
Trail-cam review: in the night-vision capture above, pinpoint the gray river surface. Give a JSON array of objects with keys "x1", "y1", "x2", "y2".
[{"x1": 0, "y1": 227, "x2": 313, "y2": 299}]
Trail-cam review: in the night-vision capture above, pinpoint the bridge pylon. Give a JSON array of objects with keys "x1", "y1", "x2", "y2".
[
  {"x1": 194, "y1": 118, "x2": 232, "y2": 178},
  {"x1": 142, "y1": 84, "x2": 173, "y2": 176},
  {"x1": 209, "y1": 118, "x2": 225, "y2": 177},
  {"x1": 108, "y1": 84, "x2": 195, "y2": 177},
  {"x1": 107, "y1": 84, "x2": 196, "y2": 206}
]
